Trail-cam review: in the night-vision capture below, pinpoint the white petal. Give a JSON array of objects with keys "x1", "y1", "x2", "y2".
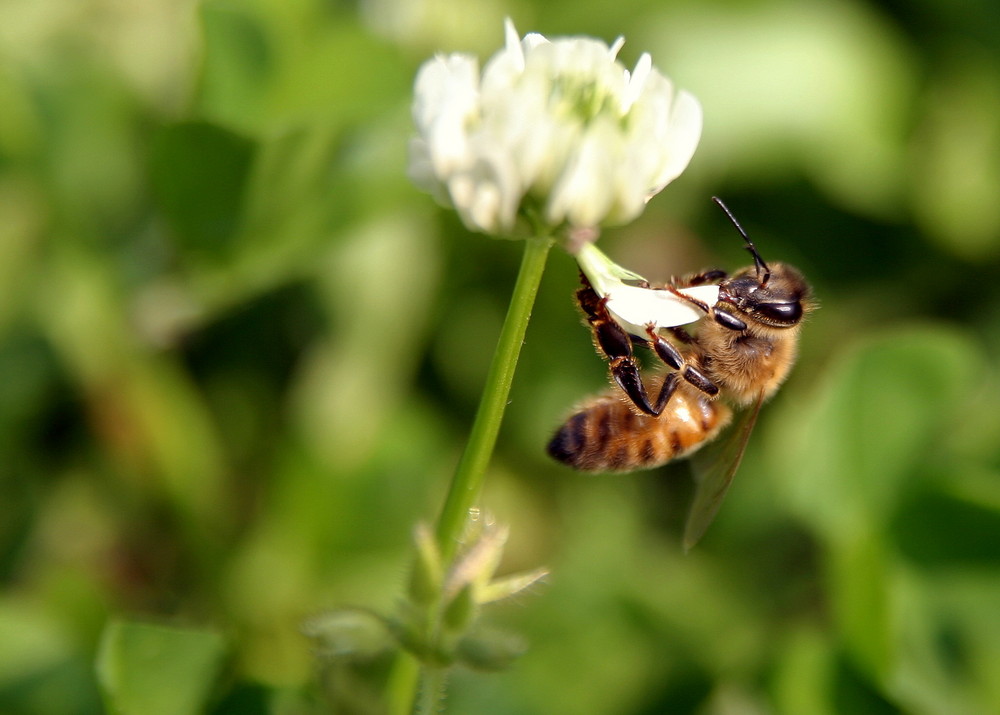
[
  {"x1": 502, "y1": 18, "x2": 525, "y2": 72},
  {"x1": 544, "y1": 120, "x2": 618, "y2": 227},
  {"x1": 449, "y1": 172, "x2": 502, "y2": 234},
  {"x1": 608, "y1": 36, "x2": 625, "y2": 60},
  {"x1": 521, "y1": 31, "x2": 549, "y2": 52},
  {"x1": 412, "y1": 54, "x2": 481, "y2": 179},
  {"x1": 412, "y1": 53, "x2": 479, "y2": 130},
  {"x1": 605, "y1": 284, "x2": 719, "y2": 334},
  {"x1": 647, "y1": 88, "x2": 703, "y2": 197},
  {"x1": 574, "y1": 242, "x2": 719, "y2": 332},
  {"x1": 406, "y1": 136, "x2": 444, "y2": 198},
  {"x1": 446, "y1": 142, "x2": 522, "y2": 233},
  {"x1": 622, "y1": 53, "x2": 651, "y2": 112}
]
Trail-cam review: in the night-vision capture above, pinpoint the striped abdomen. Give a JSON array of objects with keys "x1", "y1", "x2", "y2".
[{"x1": 547, "y1": 386, "x2": 732, "y2": 472}]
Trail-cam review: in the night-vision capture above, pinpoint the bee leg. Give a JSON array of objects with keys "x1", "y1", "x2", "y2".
[
  {"x1": 681, "y1": 365, "x2": 720, "y2": 396},
  {"x1": 645, "y1": 325, "x2": 684, "y2": 371},
  {"x1": 577, "y1": 284, "x2": 660, "y2": 416},
  {"x1": 711, "y1": 308, "x2": 747, "y2": 332},
  {"x1": 645, "y1": 325, "x2": 721, "y2": 399},
  {"x1": 666, "y1": 284, "x2": 712, "y2": 314},
  {"x1": 610, "y1": 357, "x2": 659, "y2": 416},
  {"x1": 575, "y1": 279, "x2": 604, "y2": 322},
  {"x1": 651, "y1": 372, "x2": 680, "y2": 414},
  {"x1": 669, "y1": 326, "x2": 696, "y2": 344},
  {"x1": 644, "y1": 327, "x2": 702, "y2": 411},
  {"x1": 672, "y1": 269, "x2": 727, "y2": 287}
]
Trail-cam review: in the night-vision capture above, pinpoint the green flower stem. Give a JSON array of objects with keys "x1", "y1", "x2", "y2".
[
  {"x1": 415, "y1": 666, "x2": 448, "y2": 715},
  {"x1": 434, "y1": 234, "x2": 552, "y2": 561},
  {"x1": 387, "y1": 234, "x2": 552, "y2": 715},
  {"x1": 387, "y1": 654, "x2": 420, "y2": 715}
]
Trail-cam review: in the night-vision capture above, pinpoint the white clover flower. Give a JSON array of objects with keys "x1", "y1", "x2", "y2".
[
  {"x1": 575, "y1": 242, "x2": 719, "y2": 335},
  {"x1": 409, "y1": 19, "x2": 702, "y2": 236}
]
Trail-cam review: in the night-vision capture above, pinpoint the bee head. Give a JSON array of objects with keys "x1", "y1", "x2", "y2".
[
  {"x1": 722, "y1": 262, "x2": 810, "y2": 327},
  {"x1": 711, "y1": 197, "x2": 811, "y2": 329}
]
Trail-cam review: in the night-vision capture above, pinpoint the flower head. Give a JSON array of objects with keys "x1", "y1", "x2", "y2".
[{"x1": 410, "y1": 19, "x2": 702, "y2": 236}]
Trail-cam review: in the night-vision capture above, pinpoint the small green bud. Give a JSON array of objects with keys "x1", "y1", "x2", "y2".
[
  {"x1": 408, "y1": 523, "x2": 443, "y2": 607},
  {"x1": 444, "y1": 522, "x2": 508, "y2": 601},
  {"x1": 302, "y1": 609, "x2": 391, "y2": 661},
  {"x1": 442, "y1": 583, "x2": 478, "y2": 634},
  {"x1": 455, "y1": 628, "x2": 527, "y2": 672},
  {"x1": 386, "y1": 610, "x2": 431, "y2": 662}
]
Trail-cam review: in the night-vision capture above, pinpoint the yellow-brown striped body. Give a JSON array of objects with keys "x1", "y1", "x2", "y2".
[{"x1": 547, "y1": 380, "x2": 733, "y2": 472}]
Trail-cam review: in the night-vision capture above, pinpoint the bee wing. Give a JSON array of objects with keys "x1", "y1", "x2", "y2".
[{"x1": 682, "y1": 391, "x2": 765, "y2": 551}]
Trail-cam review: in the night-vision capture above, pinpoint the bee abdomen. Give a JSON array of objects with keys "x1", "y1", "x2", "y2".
[
  {"x1": 547, "y1": 406, "x2": 625, "y2": 470},
  {"x1": 548, "y1": 391, "x2": 730, "y2": 473}
]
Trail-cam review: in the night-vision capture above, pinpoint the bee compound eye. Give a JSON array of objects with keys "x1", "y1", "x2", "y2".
[{"x1": 757, "y1": 301, "x2": 802, "y2": 324}]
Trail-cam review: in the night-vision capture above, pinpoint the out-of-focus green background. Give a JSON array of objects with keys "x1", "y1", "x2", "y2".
[{"x1": 2, "y1": 0, "x2": 1000, "y2": 712}]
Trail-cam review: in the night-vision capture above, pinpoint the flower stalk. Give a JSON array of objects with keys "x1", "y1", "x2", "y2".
[
  {"x1": 388, "y1": 234, "x2": 551, "y2": 715},
  {"x1": 434, "y1": 234, "x2": 552, "y2": 560}
]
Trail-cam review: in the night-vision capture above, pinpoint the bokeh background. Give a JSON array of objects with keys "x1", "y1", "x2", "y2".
[{"x1": 2, "y1": 0, "x2": 1000, "y2": 713}]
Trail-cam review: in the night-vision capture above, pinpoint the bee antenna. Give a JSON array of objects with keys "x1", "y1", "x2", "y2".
[{"x1": 711, "y1": 196, "x2": 770, "y2": 285}]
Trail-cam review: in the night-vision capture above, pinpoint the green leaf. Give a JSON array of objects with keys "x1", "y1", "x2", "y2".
[
  {"x1": 772, "y1": 625, "x2": 837, "y2": 715},
  {"x1": 828, "y1": 531, "x2": 893, "y2": 683},
  {"x1": 197, "y1": 3, "x2": 407, "y2": 133},
  {"x1": 197, "y1": 3, "x2": 271, "y2": 126},
  {"x1": 96, "y1": 620, "x2": 227, "y2": 715},
  {"x1": 150, "y1": 121, "x2": 256, "y2": 263},
  {"x1": 892, "y1": 483, "x2": 1000, "y2": 567},
  {"x1": 775, "y1": 326, "x2": 981, "y2": 538}
]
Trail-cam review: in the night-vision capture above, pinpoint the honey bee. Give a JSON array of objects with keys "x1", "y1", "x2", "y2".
[{"x1": 548, "y1": 198, "x2": 813, "y2": 547}]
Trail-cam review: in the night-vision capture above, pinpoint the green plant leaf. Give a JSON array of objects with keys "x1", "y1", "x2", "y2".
[
  {"x1": 96, "y1": 620, "x2": 227, "y2": 715},
  {"x1": 828, "y1": 530, "x2": 893, "y2": 683},
  {"x1": 775, "y1": 326, "x2": 981, "y2": 538},
  {"x1": 150, "y1": 121, "x2": 256, "y2": 263}
]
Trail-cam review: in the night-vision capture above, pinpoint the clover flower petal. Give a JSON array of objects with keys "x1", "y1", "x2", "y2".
[
  {"x1": 575, "y1": 242, "x2": 719, "y2": 335},
  {"x1": 409, "y1": 19, "x2": 702, "y2": 237}
]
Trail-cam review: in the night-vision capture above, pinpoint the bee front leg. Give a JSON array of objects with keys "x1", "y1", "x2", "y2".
[
  {"x1": 577, "y1": 283, "x2": 660, "y2": 416},
  {"x1": 669, "y1": 326, "x2": 696, "y2": 344},
  {"x1": 672, "y1": 269, "x2": 727, "y2": 287}
]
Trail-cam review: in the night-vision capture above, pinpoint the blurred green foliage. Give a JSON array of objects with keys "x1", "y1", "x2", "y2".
[{"x1": 1, "y1": 0, "x2": 999, "y2": 713}]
